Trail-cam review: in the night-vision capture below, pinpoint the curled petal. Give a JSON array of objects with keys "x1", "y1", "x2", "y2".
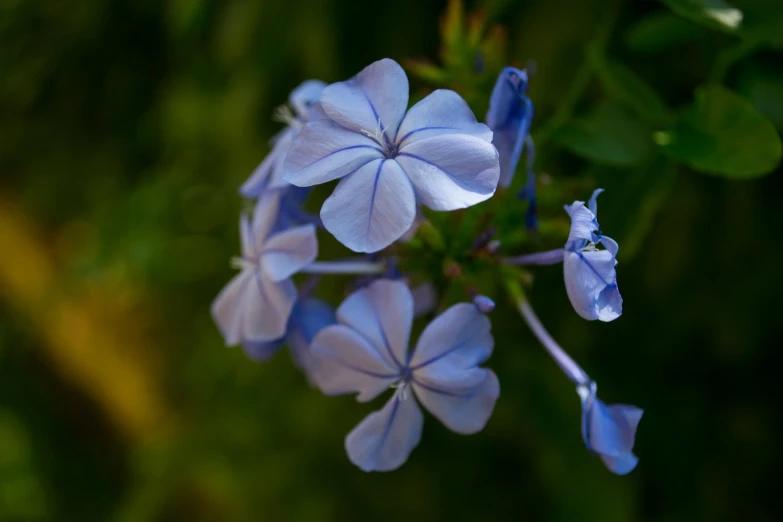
[
  {"x1": 321, "y1": 159, "x2": 416, "y2": 253},
  {"x1": 581, "y1": 390, "x2": 644, "y2": 475},
  {"x1": 261, "y1": 224, "x2": 318, "y2": 282},
  {"x1": 345, "y1": 394, "x2": 423, "y2": 472},
  {"x1": 283, "y1": 119, "x2": 383, "y2": 187},
  {"x1": 395, "y1": 89, "x2": 492, "y2": 146},
  {"x1": 321, "y1": 58, "x2": 409, "y2": 136},
  {"x1": 413, "y1": 370, "x2": 499, "y2": 435},
  {"x1": 309, "y1": 325, "x2": 398, "y2": 402},
  {"x1": 486, "y1": 67, "x2": 532, "y2": 187},
  {"x1": 289, "y1": 79, "x2": 327, "y2": 119},
  {"x1": 564, "y1": 201, "x2": 598, "y2": 246},
  {"x1": 397, "y1": 134, "x2": 499, "y2": 211},
  {"x1": 410, "y1": 303, "x2": 493, "y2": 370},
  {"x1": 564, "y1": 250, "x2": 622, "y2": 322},
  {"x1": 336, "y1": 279, "x2": 414, "y2": 369}
]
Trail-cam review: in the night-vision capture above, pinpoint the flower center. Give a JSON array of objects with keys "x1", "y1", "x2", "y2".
[
  {"x1": 231, "y1": 256, "x2": 258, "y2": 271},
  {"x1": 361, "y1": 119, "x2": 398, "y2": 159},
  {"x1": 390, "y1": 367, "x2": 413, "y2": 400}
]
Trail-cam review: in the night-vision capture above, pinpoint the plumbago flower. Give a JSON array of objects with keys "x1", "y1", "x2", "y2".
[
  {"x1": 283, "y1": 58, "x2": 500, "y2": 253},
  {"x1": 240, "y1": 80, "x2": 326, "y2": 198},
  {"x1": 211, "y1": 191, "x2": 318, "y2": 344},
  {"x1": 486, "y1": 66, "x2": 534, "y2": 189},
  {"x1": 564, "y1": 189, "x2": 622, "y2": 322},
  {"x1": 308, "y1": 279, "x2": 499, "y2": 471}
]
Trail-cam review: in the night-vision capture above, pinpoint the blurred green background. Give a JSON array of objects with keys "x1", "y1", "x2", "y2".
[{"x1": 1, "y1": 0, "x2": 782, "y2": 521}]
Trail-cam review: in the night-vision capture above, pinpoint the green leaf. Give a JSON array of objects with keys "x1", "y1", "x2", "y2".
[
  {"x1": 661, "y1": 84, "x2": 782, "y2": 177},
  {"x1": 554, "y1": 102, "x2": 653, "y2": 167},
  {"x1": 588, "y1": 47, "x2": 674, "y2": 126},
  {"x1": 661, "y1": 0, "x2": 743, "y2": 33},
  {"x1": 625, "y1": 12, "x2": 708, "y2": 53}
]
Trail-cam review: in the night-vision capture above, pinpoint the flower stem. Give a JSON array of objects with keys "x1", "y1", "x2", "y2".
[
  {"x1": 503, "y1": 248, "x2": 565, "y2": 266},
  {"x1": 302, "y1": 260, "x2": 386, "y2": 275},
  {"x1": 503, "y1": 276, "x2": 591, "y2": 386}
]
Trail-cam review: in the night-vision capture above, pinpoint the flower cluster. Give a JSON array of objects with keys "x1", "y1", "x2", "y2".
[{"x1": 212, "y1": 58, "x2": 643, "y2": 474}]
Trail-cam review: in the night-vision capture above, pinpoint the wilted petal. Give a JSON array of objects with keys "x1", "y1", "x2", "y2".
[
  {"x1": 261, "y1": 224, "x2": 318, "y2": 281},
  {"x1": 410, "y1": 303, "x2": 493, "y2": 369},
  {"x1": 242, "y1": 271, "x2": 297, "y2": 342},
  {"x1": 321, "y1": 159, "x2": 416, "y2": 253},
  {"x1": 584, "y1": 400, "x2": 644, "y2": 456},
  {"x1": 283, "y1": 119, "x2": 383, "y2": 187},
  {"x1": 413, "y1": 370, "x2": 499, "y2": 434},
  {"x1": 564, "y1": 249, "x2": 621, "y2": 322},
  {"x1": 211, "y1": 270, "x2": 254, "y2": 346},
  {"x1": 395, "y1": 89, "x2": 492, "y2": 146},
  {"x1": 345, "y1": 394, "x2": 423, "y2": 472},
  {"x1": 336, "y1": 279, "x2": 414, "y2": 369},
  {"x1": 397, "y1": 134, "x2": 499, "y2": 211},
  {"x1": 240, "y1": 128, "x2": 295, "y2": 198},
  {"x1": 309, "y1": 324, "x2": 399, "y2": 402},
  {"x1": 321, "y1": 58, "x2": 409, "y2": 136},
  {"x1": 564, "y1": 201, "x2": 598, "y2": 246},
  {"x1": 289, "y1": 79, "x2": 327, "y2": 119},
  {"x1": 486, "y1": 67, "x2": 533, "y2": 187}
]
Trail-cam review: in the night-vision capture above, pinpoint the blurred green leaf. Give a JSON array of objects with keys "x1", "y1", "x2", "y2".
[
  {"x1": 554, "y1": 102, "x2": 653, "y2": 167},
  {"x1": 739, "y1": 66, "x2": 783, "y2": 130},
  {"x1": 589, "y1": 48, "x2": 675, "y2": 126},
  {"x1": 737, "y1": 0, "x2": 783, "y2": 48},
  {"x1": 625, "y1": 12, "x2": 707, "y2": 53},
  {"x1": 661, "y1": 84, "x2": 782, "y2": 177},
  {"x1": 661, "y1": 0, "x2": 744, "y2": 33}
]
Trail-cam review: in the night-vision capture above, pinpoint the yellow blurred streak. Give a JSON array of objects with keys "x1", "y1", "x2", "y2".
[{"x1": 0, "y1": 194, "x2": 172, "y2": 441}]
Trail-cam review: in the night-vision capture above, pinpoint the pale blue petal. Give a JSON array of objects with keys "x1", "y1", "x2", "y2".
[
  {"x1": 584, "y1": 400, "x2": 644, "y2": 455},
  {"x1": 321, "y1": 58, "x2": 409, "y2": 136},
  {"x1": 413, "y1": 370, "x2": 499, "y2": 434},
  {"x1": 283, "y1": 119, "x2": 383, "y2": 187},
  {"x1": 564, "y1": 249, "x2": 621, "y2": 321},
  {"x1": 250, "y1": 191, "x2": 282, "y2": 252},
  {"x1": 409, "y1": 303, "x2": 493, "y2": 370},
  {"x1": 242, "y1": 339, "x2": 284, "y2": 361},
  {"x1": 309, "y1": 324, "x2": 398, "y2": 402},
  {"x1": 211, "y1": 270, "x2": 254, "y2": 346},
  {"x1": 564, "y1": 200, "x2": 598, "y2": 246},
  {"x1": 485, "y1": 67, "x2": 532, "y2": 187},
  {"x1": 289, "y1": 79, "x2": 327, "y2": 119},
  {"x1": 261, "y1": 224, "x2": 318, "y2": 282},
  {"x1": 286, "y1": 298, "x2": 335, "y2": 375},
  {"x1": 600, "y1": 452, "x2": 640, "y2": 475},
  {"x1": 602, "y1": 235, "x2": 619, "y2": 257},
  {"x1": 239, "y1": 214, "x2": 255, "y2": 259},
  {"x1": 239, "y1": 128, "x2": 295, "y2": 198},
  {"x1": 588, "y1": 188, "x2": 604, "y2": 216},
  {"x1": 335, "y1": 279, "x2": 414, "y2": 369},
  {"x1": 411, "y1": 282, "x2": 437, "y2": 318},
  {"x1": 345, "y1": 394, "x2": 423, "y2": 472},
  {"x1": 396, "y1": 134, "x2": 499, "y2": 211},
  {"x1": 242, "y1": 270, "x2": 297, "y2": 342},
  {"x1": 321, "y1": 159, "x2": 416, "y2": 253},
  {"x1": 395, "y1": 89, "x2": 492, "y2": 146}
]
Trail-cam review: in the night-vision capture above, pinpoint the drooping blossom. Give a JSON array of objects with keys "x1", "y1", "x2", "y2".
[
  {"x1": 211, "y1": 191, "x2": 318, "y2": 344},
  {"x1": 564, "y1": 189, "x2": 622, "y2": 321},
  {"x1": 486, "y1": 66, "x2": 534, "y2": 188},
  {"x1": 240, "y1": 80, "x2": 326, "y2": 198},
  {"x1": 308, "y1": 279, "x2": 499, "y2": 471},
  {"x1": 284, "y1": 58, "x2": 500, "y2": 253},
  {"x1": 578, "y1": 381, "x2": 644, "y2": 475}
]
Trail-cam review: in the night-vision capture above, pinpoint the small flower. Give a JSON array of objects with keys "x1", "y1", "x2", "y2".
[
  {"x1": 563, "y1": 189, "x2": 622, "y2": 322},
  {"x1": 211, "y1": 192, "x2": 318, "y2": 344},
  {"x1": 243, "y1": 297, "x2": 336, "y2": 377},
  {"x1": 486, "y1": 66, "x2": 534, "y2": 188},
  {"x1": 284, "y1": 58, "x2": 500, "y2": 253},
  {"x1": 472, "y1": 295, "x2": 495, "y2": 313},
  {"x1": 309, "y1": 279, "x2": 499, "y2": 471},
  {"x1": 240, "y1": 80, "x2": 326, "y2": 198},
  {"x1": 578, "y1": 381, "x2": 644, "y2": 475}
]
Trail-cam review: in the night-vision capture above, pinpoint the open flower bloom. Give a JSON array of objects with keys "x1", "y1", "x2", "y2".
[
  {"x1": 211, "y1": 192, "x2": 318, "y2": 344},
  {"x1": 486, "y1": 66, "x2": 534, "y2": 188},
  {"x1": 240, "y1": 80, "x2": 326, "y2": 198},
  {"x1": 284, "y1": 58, "x2": 500, "y2": 253},
  {"x1": 579, "y1": 381, "x2": 643, "y2": 475},
  {"x1": 243, "y1": 297, "x2": 335, "y2": 377},
  {"x1": 563, "y1": 189, "x2": 622, "y2": 321},
  {"x1": 309, "y1": 279, "x2": 499, "y2": 471}
]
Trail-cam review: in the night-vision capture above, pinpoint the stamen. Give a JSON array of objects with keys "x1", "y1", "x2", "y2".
[{"x1": 272, "y1": 104, "x2": 299, "y2": 127}]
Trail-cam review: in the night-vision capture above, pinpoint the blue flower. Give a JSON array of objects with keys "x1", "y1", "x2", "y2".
[
  {"x1": 211, "y1": 191, "x2": 318, "y2": 344},
  {"x1": 563, "y1": 189, "x2": 622, "y2": 322},
  {"x1": 579, "y1": 382, "x2": 644, "y2": 475},
  {"x1": 243, "y1": 297, "x2": 336, "y2": 376},
  {"x1": 240, "y1": 80, "x2": 326, "y2": 198},
  {"x1": 308, "y1": 279, "x2": 499, "y2": 471},
  {"x1": 284, "y1": 58, "x2": 500, "y2": 253},
  {"x1": 486, "y1": 66, "x2": 534, "y2": 188}
]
